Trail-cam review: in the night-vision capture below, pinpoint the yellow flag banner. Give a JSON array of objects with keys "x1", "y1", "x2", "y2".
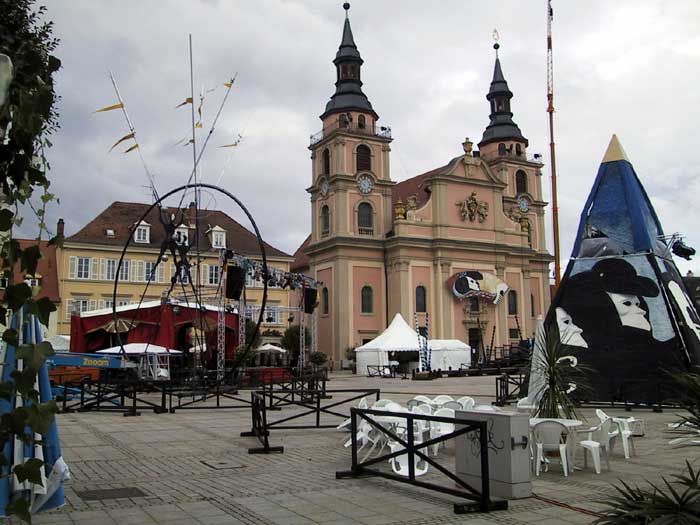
[
  {"x1": 195, "y1": 121, "x2": 203, "y2": 129},
  {"x1": 175, "y1": 97, "x2": 193, "y2": 108},
  {"x1": 223, "y1": 80, "x2": 235, "y2": 88},
  {"x1": 94, "y1": 102, "x2": 124, "y2": 113},
  {"x1": 124, "y1": 143, "x2": 139, "y2": 153},
  {"x1": 109, "y1": 132, "x2": 135, "y2": 152},
  {"x1": 219, "y1": 142, "x2": 239, "y2": 148}
]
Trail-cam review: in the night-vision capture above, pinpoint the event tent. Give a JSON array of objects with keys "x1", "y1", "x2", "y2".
[
  {"x1": 355, "y1": 314, "x2": 470, "y2": 374},
  {"x1": 96, "y1": 343, "x2": 183, "y2": 355},
  {"x1": 256, "y1": 343, "x2": 286, "y2": 353}
]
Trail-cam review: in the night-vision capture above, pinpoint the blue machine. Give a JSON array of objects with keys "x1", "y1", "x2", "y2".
[{"x1": 47, "y1": 352, "x2": 137, "y2": 369}]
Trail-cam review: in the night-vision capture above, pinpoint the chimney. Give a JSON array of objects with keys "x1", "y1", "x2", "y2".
[
  {"x1": 57, "y1": 218, "x2": 65, "y2": 239},
  {"x1": 187, "y1": 201, "x2": 196, "y2": 226}
]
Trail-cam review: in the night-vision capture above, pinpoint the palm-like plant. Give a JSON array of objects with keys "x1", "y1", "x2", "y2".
[
  {"x1": 532, "y1": 320, "x2": 591, "y2": 420},
  {"x1": 667, "y1": 368, "x2": 700, "y2": 447},
  {"x1": 595, "y1": 460, "x2": 700, "y2": 524}
]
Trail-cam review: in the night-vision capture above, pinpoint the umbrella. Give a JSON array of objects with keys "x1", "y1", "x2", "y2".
[
  {"x1": 0, "y1": 308, "x2": 70, "y2": 518},
  {"x1": 96, "y1": 343, "x2": 182, "y2": 355},
  {"x1": 100, "y1": 318, "x2": 135, "y2": 333}
]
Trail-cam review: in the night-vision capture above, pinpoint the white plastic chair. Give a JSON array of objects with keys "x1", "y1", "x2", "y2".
[
  {"x1": 472, "y1": 404, "x2": 501, "y2": 412},
  {"x1": 432, "y1": 395, "x2": 455, "y2": 406},
  {"x1": 596, "y1": 409, "x2": 636, "y2": 459},
  {"x1": 516, "y1": 398, "x2": 537, "y2": 415},
  {"x1": 532, "y1": 421, "x2": 570, "y2": 477},
  {"x1": 577, "y1": 418, "x2": 613, "y2": 474},
  {"x1": 457, "y1": 396, "x2": 475, "y2": 410},
  {"x1": 387, "y1": 441, "x2": 428, "y2": 477},
  {"x1": 412, "y1": 395, "x2": 433, "y2": 406},
  {"x1": 372, "y1": 399, "x2": 395, "y2": 409},
  {"x1": 443, "y1": 400, "x2": 463, "y2": 411},
  {"x1": 337, "y1": 397, "x2": 367, "y2": 431},
  {"x1": 430, "y1": 407, "x2": 455, "y2": 456}
]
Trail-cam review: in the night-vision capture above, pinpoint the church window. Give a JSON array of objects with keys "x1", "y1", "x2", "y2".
[
  {"x1": 515, "y1": 144, "x2": 522, "y2": 156},
  {"x1": 516, "y1": 170, "x2": 528, "y2": 194},
  {"x1": 322, "y1": 149, "x2": 330, "y2": 175},
  {"x1": 416, "y1": 285, "x2": 426, "y2": 313},
  {"x1": 508, "y1": 290, "x2": 518, "y2": 315},
  {"x1": 358, "y1": 202, "x2": 373, "y2": 235},
  {"x1": 321, "y1": 205, "x2": 330, "y2": 237},
  {"x1": 358, "y1": 115, "x2": 366, "y2": 129},
  {"x1": 531, "y1": 294, "x2": 535, "y2": 318},
  {"x1": 361, "y1": 285, "x2": 373, "y2": 314},
  {"x1": 498, "y1": 143, "x2": 506, "y2": 156},
  {"x1": 357, "y1": 144, "x2": 371, "y2": 171},
  {"x1": 322, "y1": 287, "x2": 329, "y2": 315},
  {"x1": 469, "y1": 297, "x2": 480, "y2": 312}
]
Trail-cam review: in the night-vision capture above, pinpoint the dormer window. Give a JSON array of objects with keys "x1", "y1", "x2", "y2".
[
  {"x1": 175, "y1": 226, "x2": 189, "y2": 245},
  {"x1": 211, "y1": 229, "x2": 226, "y2": 249},
  {"x1": 134, "y1": 221, "x2": 150, "y2": 244},
  {"x1": 105, "y1": 229, "x2": 115, "y2": 238}
]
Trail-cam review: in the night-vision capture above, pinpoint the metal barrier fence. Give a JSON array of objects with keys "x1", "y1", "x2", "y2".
[
  {"x1": 336, "y1": 408, "x2": 508, "y2": 514},
  {"x1": 240, "y1": 388, "x2": 381, "y2": 453},
  {"x1": 495, "y1": 373, "x2": 525, "y2": 406}
]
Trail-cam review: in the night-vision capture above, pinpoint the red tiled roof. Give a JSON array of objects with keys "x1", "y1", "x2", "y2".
[
  {"x1": 1, "y1": 240, "x2": 60, "y2": 303},
  {"x1": 66, "y1": 201, "x2": 291, "y2": 258},
  {"x1": 391, "y1": 164, "x2": 446, "y2": 210},
  {"x1": 291, "y1": 234, "x2": 311, "y2": 272}
]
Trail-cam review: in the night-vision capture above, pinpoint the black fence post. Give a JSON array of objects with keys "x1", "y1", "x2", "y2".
[
  {"x1": 316, "y1": 392, "x2": 321, "y2": 428},
  {"x1": 407, "y1": 413, "x2": 415, "y2": 481},
  {"x1": 479, "y1": 421, "x2": 490, "y2": 512},
  {"x1": 350, "y1": 408, "x2": 357, "y2": 474}
]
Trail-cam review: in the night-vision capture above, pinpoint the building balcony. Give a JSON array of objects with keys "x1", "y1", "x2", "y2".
[
  {"x1": 310, "y1": 118, "x2": 391, "y2": 146},
  {"x1": 358, "y1": 227, "x2": 374, "y2": 236}
]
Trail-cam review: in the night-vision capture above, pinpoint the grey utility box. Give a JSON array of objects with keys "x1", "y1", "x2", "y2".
[{"x1": 454, "y1": 409, "x2": 531, "y2": 500}]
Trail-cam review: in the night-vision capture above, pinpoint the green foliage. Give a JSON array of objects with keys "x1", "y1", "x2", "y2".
[
  {"x1": 245, "y1": 319, "x2": 261, "y2": 349},
  {"x1": 0, "y1": 0, "x2": 61, "y2": 521},
  {"x1": 595, "y1": 460, "x2": 700, "y2": 524},
  {"x1": 534, "y1": 321, "x2": 591, "y2": 420},
  {"x1": 309, "y1": 351, "x2": 327, "y2": 367},
  {"x1": 281, "y1": 325, "x2": 310, "y2": 355},
  {"x1": 667, "y1": 369, "x2": 700, "y2": 447}
]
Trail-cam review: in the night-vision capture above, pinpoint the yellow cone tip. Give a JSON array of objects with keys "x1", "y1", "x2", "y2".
[{"x1": 602, "y1": 134, "x2": 630, "y2": 163}]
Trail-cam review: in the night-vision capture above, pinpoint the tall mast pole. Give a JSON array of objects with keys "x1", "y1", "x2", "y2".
[{"x1": 546, "y1": 0, "x2": 561, "y2": 286}]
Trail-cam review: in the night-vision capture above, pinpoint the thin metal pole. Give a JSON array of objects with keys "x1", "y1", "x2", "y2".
[{"x1": 547, "y1": 0, "x2": 561, "y2": 286}]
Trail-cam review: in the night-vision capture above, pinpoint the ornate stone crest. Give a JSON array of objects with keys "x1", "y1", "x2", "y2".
[{"x1": 457, "y1": 192, "x2": 489, "y2": 222}]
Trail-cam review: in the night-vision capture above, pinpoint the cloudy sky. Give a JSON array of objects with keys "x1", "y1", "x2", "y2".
[{"x1": 35, "y1": 0, "x2": 700, "y2": 275}]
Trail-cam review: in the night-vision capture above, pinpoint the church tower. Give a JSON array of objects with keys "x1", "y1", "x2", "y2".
[{"x1": 306, "y1": 3, "x2": 393, "y2": 362}]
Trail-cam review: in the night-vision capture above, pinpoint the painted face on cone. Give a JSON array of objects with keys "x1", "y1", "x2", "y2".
[
  {"x1": 555, "y1": 307, "x2": 588, "y2": 348},
  {"x1": 606, "y1": 292, "x2": 651, "y2": 331}
]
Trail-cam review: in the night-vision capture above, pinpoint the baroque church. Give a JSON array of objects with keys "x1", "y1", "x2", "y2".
[{"x1": 292, "y1": 5, "x2": 552, "y2": 363}]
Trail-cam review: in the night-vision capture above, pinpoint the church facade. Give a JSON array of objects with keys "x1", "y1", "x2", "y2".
[{"x1": 292, "y1": 6, "x2": 552, "y2": 363}]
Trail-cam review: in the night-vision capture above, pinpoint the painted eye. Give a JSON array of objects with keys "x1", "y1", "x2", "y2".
[
  {"x1": 622, "y1": 301, "x2": 632, "y2": 307},
  {"x1": 563, "y1": 319, "x2": 570, "y2": 325}
]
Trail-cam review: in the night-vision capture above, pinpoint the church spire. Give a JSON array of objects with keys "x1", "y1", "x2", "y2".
[
  {"x1": 478, "y1": 42, "x2": 528, "y2": 148},
  {"x1": 320, "y1": 3, "x2": 377, "y2": 121}
]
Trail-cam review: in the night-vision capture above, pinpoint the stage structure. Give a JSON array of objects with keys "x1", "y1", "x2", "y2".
[{"x1": 540, "y1": 136, "x2": 700, "y2": 404}]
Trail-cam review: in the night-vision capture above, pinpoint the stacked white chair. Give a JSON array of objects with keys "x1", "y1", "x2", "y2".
[
  {"x1": 430, "y1": 407, "x2": 455, "y2": 456},
  {"x1": 457, "y1": 396, "x2": 475, "y2": 410},
  {"x1": 577, "y1": 418, "x2": 614, "y2": 474},
  {"x1": 596, "y1": 409, "x2": 636, "y2": 459},
  {"x1": 432, "y1": 394, "x2": 455, "y2": 407},
  {"x1": 387, "y1": 441, "x2": 429, "y2": 477},
  {"x1": 337, "y1": 396, "x2": 367, "y2": 431},
  {"x1": 443, "y1": 400, "x2": 463, "y2": 411}
]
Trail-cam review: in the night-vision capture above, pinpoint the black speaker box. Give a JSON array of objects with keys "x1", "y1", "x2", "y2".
[
  {"x1": 226, "y1": 266, "x2": 247, "y2": 300},
  {"x1": 303, "y1": 288, "x2": 318, "y2": 314}
]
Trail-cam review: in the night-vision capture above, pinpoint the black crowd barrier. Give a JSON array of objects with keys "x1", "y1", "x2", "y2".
[
  {"x1": 240, "y1": 388, "x2": 381, "y2": 454},
  {"x1": 336, "y1": 408, "x2": 508, "y2": 514}
]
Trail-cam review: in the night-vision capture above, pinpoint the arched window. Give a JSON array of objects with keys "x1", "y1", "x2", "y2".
[
  {"x1": 531, "y1": 294, "x2": 535, "y2": 318},
  {"x1": 361, "y1": 285, "x2": 373, "y2": 314},
  {"x1": 320, "y1": 205, "x2": 330, "y2": 236},
  {"x1": 358, "y1": 202, "x2": 373, "y2": 235},
  {"x1": 415, "y1": 285, "x2": 426, "y2": 313},
  {"x1": 516, "y1": 170, "x2": 528, "y2": 194},
  {"x1": 358, "y1": 115, "x2": 366, "y2": 129},
  {"x1": 357, "y1": 144, "x2": 371, "y2": 171},
  {"x1": 515, "y1": 143, "x2": 522, "y2": 156},
  {"x1": 498, "y1": 143, "x2": 506, "y2": 156},
  {"x1": 508, "y1": 290, "x2": 518, "y2": 315},
  {"x1": 322, "y1": 148, "x2": 330, "y2": 175},
  {"x1": 322, "y1": 287, "x2": 329, "y2": 315}
]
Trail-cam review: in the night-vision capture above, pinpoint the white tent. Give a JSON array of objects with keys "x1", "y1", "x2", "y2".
[
  {"x1": 429, "y1": 339, "x2": 471, "y2": 370},
  {"x1": 355, "y1": 314, "x2": 421, "y2": 374},
  {"x1": 256, "y1": 343, "x2": 287, "y2": 353},
  {"x1": 46, "y1": 334, "x2": 70, "y2": 352},
  {"x1": 96, "y1": 343, "x2": 182, "y2": 355}
]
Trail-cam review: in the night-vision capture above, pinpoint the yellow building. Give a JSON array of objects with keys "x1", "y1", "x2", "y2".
[{"x1": 57, "y1": 201, "x2": 293, "y2": 341}]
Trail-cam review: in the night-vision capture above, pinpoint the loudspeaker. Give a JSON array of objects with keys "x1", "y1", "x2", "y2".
[
  {"x1": 225, "y1": 266, "x2": 246, "y2": 300},
  {"x1": 303, "y1": 288, "x2": 318, "y2": 314}
]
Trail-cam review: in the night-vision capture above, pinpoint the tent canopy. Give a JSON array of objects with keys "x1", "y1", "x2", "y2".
[
  {"x1": 97, "y1": 343, "x2": 182, "y2": 355},
  {"x1": 356, "y1": 313, "x2": 421, "y2": 352},
  {"x1": 256, "y1": 343, "x2": 286, "y2": 353},
  {"x1": 429, "y1": 339, "x2": 469, "y2": 351}
]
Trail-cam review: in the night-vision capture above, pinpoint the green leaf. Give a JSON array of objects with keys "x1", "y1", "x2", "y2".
[
  {"x1": 16, "y1": 342, "x2": 54, "y2": 370},
  {"x1": 0, "y1": 381, "x2": 13, "y2": 400},
  {"x1": 33, "y1": 298, "x2": 56, "y2": 327},
  {"x1": 11, "y1": 368, "x2": 37, "y2": 396},
  {"x1": 14, "y1": 458, "x2": 45, "y2": 486},
  {"x1": 0, "y1": 306, "x2": 7, "y2": 325},
  {"x1": 2, "y1": 328, "x2": 19, "y2": 347},
  {"x1": 1, "y1": 407, "x2": 29, "y2": 435},
  {"x1": 20, "y1": 244, "x2": 42, "y2": 276},
  {"x1": 5, "y1": 499, "x2": 31, "y2": 523},
  {"x1": 26, "y1": 401, "x2": 57, "y2": 434},
  {"x1": 5, "y1": 283, "x2": 32, "y2": 311},
  {"x1": 47, "y1": 233, "x2": 63, "y2": 249},
  {"x1": 48, "y1": 55, "x2": 61, "y2": 73}
]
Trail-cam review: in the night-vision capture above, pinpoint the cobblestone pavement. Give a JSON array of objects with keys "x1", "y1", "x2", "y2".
[{"x1": 9, "y1": 372, "x2": 696, "y2": 524}]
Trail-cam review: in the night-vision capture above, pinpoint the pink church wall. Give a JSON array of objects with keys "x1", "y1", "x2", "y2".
[
  {"x1": 353, "y1": 266, "x2": 383, "y2": 343},
  {"x1": 317, "y1": 267, "x2": 333, "y2": 357}
]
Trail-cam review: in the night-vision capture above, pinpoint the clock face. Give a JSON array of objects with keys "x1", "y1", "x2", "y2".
[
  {"x1": 320, "y1": 178, "x2": 329, "y2": 196},
  {"x1": 357, "y1": 174, "x2": 374, "y2": 195},
  {"x1": 518, "y1": 197, "x2": 529, "y2": 213}
]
